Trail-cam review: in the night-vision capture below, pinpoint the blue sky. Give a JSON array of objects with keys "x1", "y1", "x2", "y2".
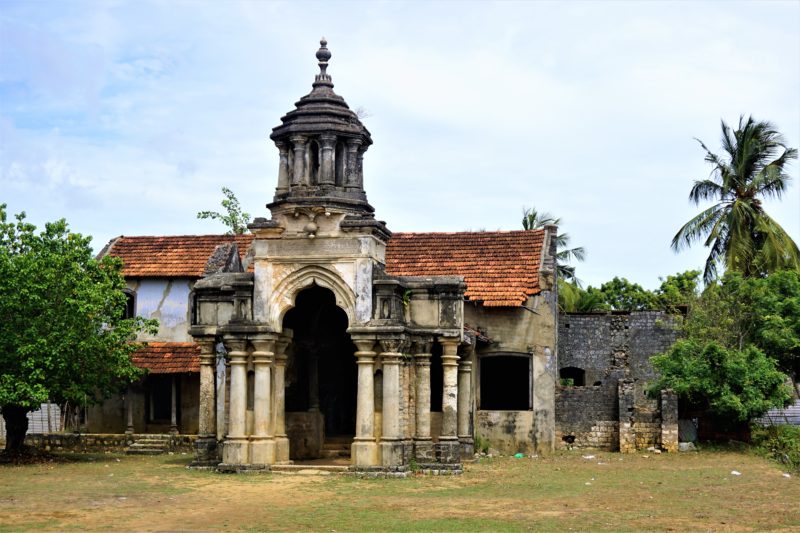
[{"x1": 1, "y1": 0, "x2": 798, "y2": 289}]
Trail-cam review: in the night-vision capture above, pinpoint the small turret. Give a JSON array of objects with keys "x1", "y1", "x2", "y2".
[{"x1": 269, "y1": 38, "x2": 374, "y2": 215}]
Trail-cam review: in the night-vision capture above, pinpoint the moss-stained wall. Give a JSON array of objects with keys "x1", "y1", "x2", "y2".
[{"x1": 466, "y1": 289, "x2": 558, "y2": 454}]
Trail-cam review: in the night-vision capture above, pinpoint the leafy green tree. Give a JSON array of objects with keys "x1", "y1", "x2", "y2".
[
  {"x1": 655, "y1": 270, "x2": 701, "y2": 311},
  {"x1": 0, "y1": 205, "x2": 157, "y2": 453},
  {"x1": 197, "y1": 187, "x2": 251, "y2": 235},
  {"x1": 521, "y1": 207, "x2": 585, "y2": 284},
  {"x1": 650, "y1": 340, "x2": 791, "y2": 425},
  {"x1": 557, "y1": 279, "x2": 604, "y2": 313},
  {"x1": 672, "y1": 116, "x2": 799, "y2": 283},
  {"x1": 586, "y1": 277, "x2": 659, "y2": 311},
  {"x1": 682, "y1": 271, "x2": 800, "y2": 386}
]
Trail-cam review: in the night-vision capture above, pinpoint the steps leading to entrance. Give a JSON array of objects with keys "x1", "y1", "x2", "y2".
[
  {"x1": 271, "y1": 464, "x2": 350, "y2": 473},
  {"x1": 126, "y1": 434, "x2": 172, "y2": 455},
  {"x1": 321, "y1": 437, "x2": 351, "y2": 459}
]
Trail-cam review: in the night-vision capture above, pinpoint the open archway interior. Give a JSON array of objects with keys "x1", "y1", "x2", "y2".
[{"x1": 282, "y1": 284, "x2": 356, "y2": 447}]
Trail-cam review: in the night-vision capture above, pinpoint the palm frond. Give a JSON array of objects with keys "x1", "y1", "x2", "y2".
[{"x1": 672, "y1": 204, "x2": 726, "y2": 251}]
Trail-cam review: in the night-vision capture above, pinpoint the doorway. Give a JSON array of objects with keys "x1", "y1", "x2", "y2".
[{"x1": 283, "y1": 285, "x2": 356, "y2": 458}]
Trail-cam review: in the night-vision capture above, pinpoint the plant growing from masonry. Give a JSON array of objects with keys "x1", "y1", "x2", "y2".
[
  {"x1": 0, "y1": 204, "x2": 157, "y2": 454},
  {"x1": 197, "y1": 186, "x2": 251, "y2": 235},
  {"x1": 672, "y1": 116, "x2": 799, "y2": 283}
]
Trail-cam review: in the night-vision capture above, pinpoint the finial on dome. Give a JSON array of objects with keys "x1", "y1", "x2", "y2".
[{"x1": 315, "y1": 37, "x2": 332, "y2": 81}]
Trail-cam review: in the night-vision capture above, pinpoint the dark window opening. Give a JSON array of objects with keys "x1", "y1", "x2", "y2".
[
  {"x1": 335, "y1": 141, "x2": 346, "y2": 185},
  {"x1": 308, "y1": 140, "x2": 320, "y2": 183},
  {"x1": 123, "y1": 291, "x2": 135, "y2": 319},
  {"x1": 430, "y1": 343, "x2": 443, "y2": 412},
  {"x1": 559, "y1": 367, "x2": 586, "y2": 387},
  {"x1": 480, "y1": 356, "x2": 531, "y2": 410}
]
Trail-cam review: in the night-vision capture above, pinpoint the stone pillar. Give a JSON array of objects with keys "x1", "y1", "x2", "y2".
[
  {"x1": 125, "y1": 386, "x2": 134, "y2": 435},
  {"x1": 618, "y1": 379, "x2": 636, "y2": 453},
  {"x1": 413, "y1": 341, "x2": 433, "y2": 461},
  {"x1": 352, "y1": 338, "x2": 377, "y2": 467},
  {"x1": 250, "y1": 338, "x2": 275, "y2": 465},
  {"x1": 345, "y1": 138, "x2": 363, "y2": 188},
  {"x1": 272, "y1": 336, "x2": 290, "y2": 463},
  {"x1": 222, "y1": 338, "x2": 249, "y2": 465},
  {"x1": 355, "y1": 146, "x2": 365, "y2": 188},
  {"x1": 457, "y1": 358, "x2": 474, "y2": 456},
  {"x1": 440, "y1": 339, "x2": 460, "y2": 440},
  {"x1": 318, "y1": 134, "x2": 336, "y2": 186},
  {"x1": 661, "y1": 389, "x2": 679, "y2": 453},
  {"x1": 439, "y1": 338, "x2": 460, "y2": 464},
  {"x1": 169, "y1": 376, "x2": 179, "y2": 435},
  {"x1": 193, "y1": 339, "x2": 217, "y2": 465},
  {"x1": 379, "y1": 339, "x2": 404, "y2": 467},
  {"x1": 275, "y1": 141, "x2": 291, "y2": 192},
  {"x1": 290, "y1": 135, "x2": 307, "y2": 186}
]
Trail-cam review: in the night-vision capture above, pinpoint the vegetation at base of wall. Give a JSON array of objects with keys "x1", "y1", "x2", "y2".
[
  {"x1": 474, "y1": 434, "x2": 490, "y2": 454},
  {"x1": 751, "y1": 424, "x2": 800, "y2": 472},
  {"x1": 0, "y1": 204, "x2": 158, "y2": 454},
  {"x1": 196, "y1": 186, "x2": 251, "y2": 235}
]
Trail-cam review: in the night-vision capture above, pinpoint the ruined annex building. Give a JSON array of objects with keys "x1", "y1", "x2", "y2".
[{"x1": 84, "y1": 40, "x2": 678, "y2": 473}]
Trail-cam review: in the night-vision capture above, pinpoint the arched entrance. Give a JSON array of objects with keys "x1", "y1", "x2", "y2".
[{"x1": 282, "y1": 284, "x2": 356, "y2": 461}]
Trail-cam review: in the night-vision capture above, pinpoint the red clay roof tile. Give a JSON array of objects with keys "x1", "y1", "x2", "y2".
[
  {"x1": 107, "y1": 229, "x2": 545, "y2": 307},
  {"x1": 386, "y1": 230, "x2": 544, "y2": 307},
  {"x1": 131, "y1": 342, "x2": 200, "y2": 374},
  {"x1": 105, "y1": 234, "x2": 254, "y2": 278}
]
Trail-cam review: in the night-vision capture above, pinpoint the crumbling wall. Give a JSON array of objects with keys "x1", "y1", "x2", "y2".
[{"x1": 556, "y1": 311, "x2": 679, "y2": 451}]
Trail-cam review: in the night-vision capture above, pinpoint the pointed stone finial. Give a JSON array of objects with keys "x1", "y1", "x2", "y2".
[{"x1": 313, "y1": 37, "x2": 333, "y2": 87}]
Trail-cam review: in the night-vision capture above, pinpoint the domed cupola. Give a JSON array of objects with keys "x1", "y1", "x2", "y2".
[{"x1": 269, "y1": 38, "x2": 374, "y2": 215}]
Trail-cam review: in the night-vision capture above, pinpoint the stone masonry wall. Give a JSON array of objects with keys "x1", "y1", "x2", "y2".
[{"x1": 556, "y1": 311, "x2": 679, "y2": 451}]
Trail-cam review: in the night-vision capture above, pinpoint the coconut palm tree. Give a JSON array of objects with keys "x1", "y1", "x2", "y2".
[
  {"x1": 521, "y1": 207, "x2": 586, "y2": 284},
  {"x1": 672, "y1": 116, "x2": 799, "y2": 283}
]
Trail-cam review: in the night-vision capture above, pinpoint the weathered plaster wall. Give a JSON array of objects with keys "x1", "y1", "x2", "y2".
[
  {"x1": 127, "y1": 278, "x2": 194, "y2": 342},
  {"x1": 465, "y1": 291, "x2": 558, "y2": 454}
]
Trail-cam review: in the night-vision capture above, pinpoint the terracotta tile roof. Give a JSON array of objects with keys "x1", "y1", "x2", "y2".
[
  {"x1": 131, "y1": 342, "x2": 200, "y2": 374},
  {"x1": 104, "y1": 234, "x2": 254, "y2": 277},
  {"x1": 107, "y1": 229, "x2": 545, "y2": 307},
  {"x1": 385, "y1": 230, "x2": 545, "y2": 307}
]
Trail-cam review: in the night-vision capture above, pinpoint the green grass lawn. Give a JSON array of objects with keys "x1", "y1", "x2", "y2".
[{"x1": 1, "y1": 449, "x2": 798, "y2": 532}]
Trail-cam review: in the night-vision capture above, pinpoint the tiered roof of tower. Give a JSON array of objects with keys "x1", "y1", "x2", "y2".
[{"x1": 267, "y1": 38, "x2": 374, "y2": 215}]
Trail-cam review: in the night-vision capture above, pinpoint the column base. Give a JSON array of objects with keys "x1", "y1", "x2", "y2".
[
  {"x1": 380, "y1": 440, "x2": 405, "y2": 467},
  {"x1": 459, "y1": 437, "x2": 475, "y2": 458},
  {"x1": 222, "y1": 437, "x2": 250, "y2": 465},
  {"x1": 275, "y1": 436, "x2": 290, "y2": 463},
  {"x1": 250, "y1": 437, "x2": 276, "y2": 465},
  {"x1": 352, "y1": 439, "x2": 378, "y2": 467},
  {"x1": 435, "y1": 439, "x2": 461, "y2": 464},
  {"x1": 190, "y1": 436, "x2": 219, "y2": 466},
  {"x1": 413, "y1": 439, "x2": 435, "y2": 462}
]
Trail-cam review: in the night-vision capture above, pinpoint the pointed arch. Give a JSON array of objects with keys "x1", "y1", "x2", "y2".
[{"x1": 269, "y1": 265, "x2": 356, "y2": 329}]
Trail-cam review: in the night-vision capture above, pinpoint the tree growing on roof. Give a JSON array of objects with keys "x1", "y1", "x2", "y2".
[
  {"x1": 197, "y1": 187, "x2": 251, "y2": 235},
  {"x1": 0, "y1": 204, "x2": 158, "y2": 455},
  {"x1": 672, "y1": 116, "x2": 799, "y2": 283}
]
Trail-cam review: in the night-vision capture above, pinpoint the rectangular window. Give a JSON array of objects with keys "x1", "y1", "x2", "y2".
[{"x1": 479, "y1": 355, "x2": 531, "y2": 410}]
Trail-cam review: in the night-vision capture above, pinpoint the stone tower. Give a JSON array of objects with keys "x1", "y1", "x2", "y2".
[{"x1": 269, "y1": 38, "x2": 374, "y2": 217}]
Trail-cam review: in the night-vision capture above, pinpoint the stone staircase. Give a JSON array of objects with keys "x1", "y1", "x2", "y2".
[
  {"x1": 320, "y1": 436, "x2": 351, "y2": 459},
  {"x1": 126, "y1": 434, "x2": 172, "y2": 455}
]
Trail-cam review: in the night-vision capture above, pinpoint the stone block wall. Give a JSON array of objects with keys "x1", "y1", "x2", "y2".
[
  {"x1": 555, "y1": 385, "x2": 618, "y2": 450},
  {"x1": 24, "y1": 433, "x2": 196, "y2": 453},
  {"x1": 557, "y1": 311, "x2": 680, "y2": 452}
]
